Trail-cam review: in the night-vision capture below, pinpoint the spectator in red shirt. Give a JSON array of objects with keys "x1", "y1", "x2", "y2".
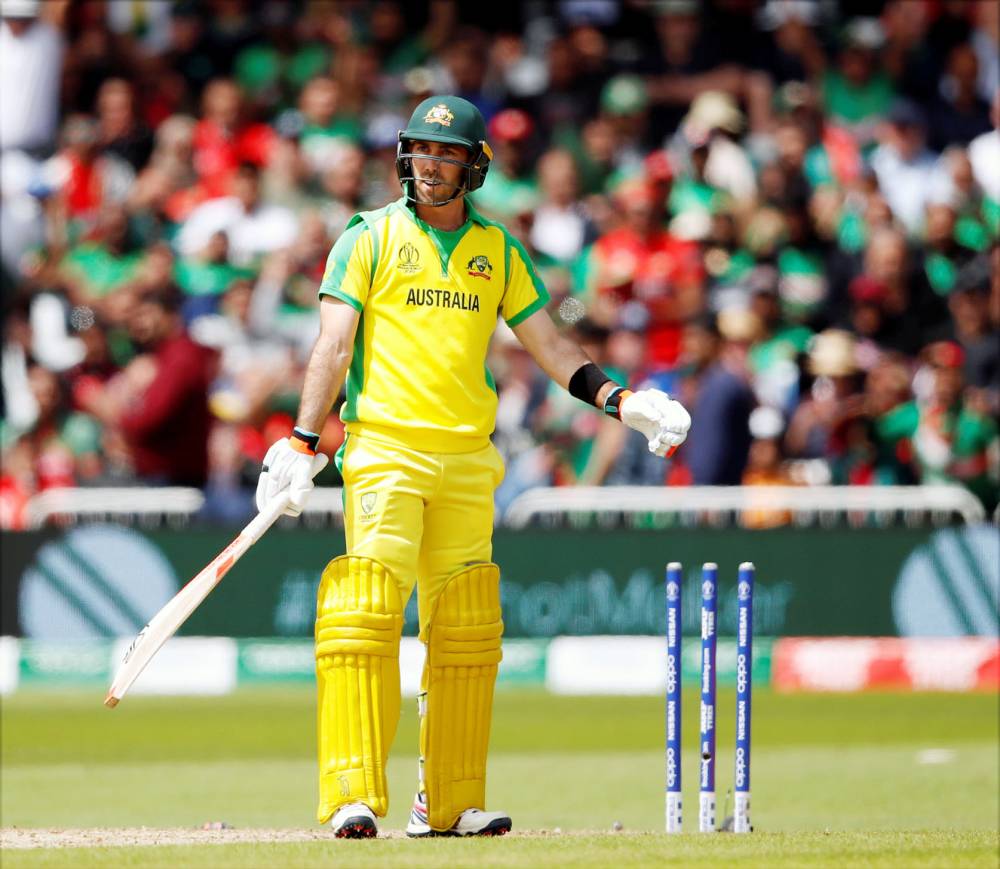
[
  {"x1": 79, "y1": 286, "x2": 217, "y2": 486},
  {"x1": 585, "y1": 178, "x2": 704, "y2": 369},
  {"x1": 193, "y1": 78, "x2": 276, "y2": 199}
]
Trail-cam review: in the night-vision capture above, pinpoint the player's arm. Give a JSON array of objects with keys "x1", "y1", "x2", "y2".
[
  {"x1": 254, "y1": 297, "x2": 359, "y2": 516},
  {"x1": 511, "y1": 308, "x2": 617, "y2": 405},
  {"x1": 296, "y1": 297, "x2": 360, "y2": 433},
  {"x1": 512, "y1": 308, "x2": 691, "y2": 458}
]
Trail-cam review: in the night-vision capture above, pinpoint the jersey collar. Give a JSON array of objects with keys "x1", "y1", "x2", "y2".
[{"x1": 397, "y1": 196, "x2": 489, "y2": 231}]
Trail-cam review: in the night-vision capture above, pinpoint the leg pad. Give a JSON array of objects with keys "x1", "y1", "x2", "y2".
[
  {"x1": 316, "y1": 555, "x2": 403, "y2": 822},
  {"x1": 421, "y1": 563, "x2": 503, "y2": 831}
]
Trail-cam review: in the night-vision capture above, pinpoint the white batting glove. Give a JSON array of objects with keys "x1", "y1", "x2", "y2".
[
  {"x1": 619, "y1": 389, "x2": 692, "y2": 458},
  {"x1": 255, "y1": 437, "x2": 330, "y2": 517}
]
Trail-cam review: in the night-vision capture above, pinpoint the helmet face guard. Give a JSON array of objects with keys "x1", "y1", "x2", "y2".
[{"x1": 396, "y1": 134, "x2": 493, "y2": 207}]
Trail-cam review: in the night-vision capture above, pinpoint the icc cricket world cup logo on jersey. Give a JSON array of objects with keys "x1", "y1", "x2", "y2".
[{"x1": 398, "y1": 242, "x2": 420, "y2": 274}]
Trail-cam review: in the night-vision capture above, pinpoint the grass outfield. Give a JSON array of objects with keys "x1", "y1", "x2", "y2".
[
  {"x1": 3, "y1": 833, "x2": 999, "y2": 869},
  {"x1": 2, "y1": 687, "x2": 997, "y2": 867}
]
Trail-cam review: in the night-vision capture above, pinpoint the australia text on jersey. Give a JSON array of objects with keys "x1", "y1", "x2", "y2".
[{"x1": 405, "y1": 288, "x2": 481, "y2": 312}]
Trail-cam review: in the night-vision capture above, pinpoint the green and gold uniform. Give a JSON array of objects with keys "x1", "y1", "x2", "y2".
[{"x1": 314, "y1": 169, "x2": 548, "y2": 829}]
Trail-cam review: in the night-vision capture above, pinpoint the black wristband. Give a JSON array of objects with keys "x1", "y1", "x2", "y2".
[
  {"x1": 568, "y1": 362, "x2": 615, "y2": 407},
  {"x1": 291, "y1": 426, "x2": 320, "y2": 453}
]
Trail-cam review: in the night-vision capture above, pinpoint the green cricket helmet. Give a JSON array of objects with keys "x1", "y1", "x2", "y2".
[{"x1": 396, "y1": 95, "x2": 493, "y2": 206}]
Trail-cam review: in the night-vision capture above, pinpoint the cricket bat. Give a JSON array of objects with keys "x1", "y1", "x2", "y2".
[{"x1": 104, "y1": 494, "x2": 291, "y2": 708}]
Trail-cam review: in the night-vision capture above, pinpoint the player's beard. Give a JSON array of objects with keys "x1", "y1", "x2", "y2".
[{"x1": 414, "y1": 173, "x2": 464, "y2": 206}]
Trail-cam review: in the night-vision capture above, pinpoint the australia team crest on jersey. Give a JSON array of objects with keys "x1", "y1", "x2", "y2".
[
  {"x1": 466, "y1": 255, "x2": 493, "y2": 280},
  {"x1": 423, "y1": 104, "x2": 454, "y2": 127},
  {"x1": 359, "y1": 492, "x2": 377, "y2": 521}
]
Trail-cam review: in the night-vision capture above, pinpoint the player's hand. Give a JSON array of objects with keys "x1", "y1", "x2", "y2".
[
  {"x1": 619, "y1": 389, "x2": 691, "y2": 458},
  {"x1": 255, "y1": 438, "x2": 329, "y2": 517}
]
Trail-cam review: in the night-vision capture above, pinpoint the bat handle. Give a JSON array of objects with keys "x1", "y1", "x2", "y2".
[{"x1": 243, "y1": 493, "x2": 293, "y2": 544}]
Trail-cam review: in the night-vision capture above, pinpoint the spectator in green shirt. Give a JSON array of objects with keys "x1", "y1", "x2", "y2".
[
  {"x1": 822, "y1": 19, "x2": 896, "y2": 149},
  {"x1": 876, "y1": 341, "x2": 999, "y2": 510},
  {"x1": 297, "y1": 76, "x2": 363, "y2": 177},
  {"x1": 472, "y1": 109, "x2": 539, "y2": 221},
  {"x1": 58, "y1": 203, "x2": 144, "y2": 310}
]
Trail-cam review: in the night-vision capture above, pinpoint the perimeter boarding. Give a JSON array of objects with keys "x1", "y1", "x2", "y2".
[{"x1": 665, "y1": 561, "x2": 755, "y2": 834}]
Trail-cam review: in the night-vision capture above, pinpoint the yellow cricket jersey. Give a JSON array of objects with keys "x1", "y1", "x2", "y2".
[{"x1": 319, "y1": 197, "x2": 549, "y2": 453}]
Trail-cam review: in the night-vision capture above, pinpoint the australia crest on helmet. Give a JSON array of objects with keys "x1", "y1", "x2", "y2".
[{"x1": 423, "y1": 103, "x2": 454, "y2": 127}]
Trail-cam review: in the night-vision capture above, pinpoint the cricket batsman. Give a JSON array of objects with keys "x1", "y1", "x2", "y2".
[{"x1": 255, "y1": 96, "x2": 691, "y2": 838}]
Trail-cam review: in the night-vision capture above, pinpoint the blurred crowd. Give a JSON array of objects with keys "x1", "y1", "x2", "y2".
[{"x1": 1, "y1": 0, "x2": 997, "y2": 529}]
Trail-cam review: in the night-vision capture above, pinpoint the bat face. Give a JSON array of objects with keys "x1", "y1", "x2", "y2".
[{"x1": 104, "y1": 495, "x2": 290, "y2": 709}]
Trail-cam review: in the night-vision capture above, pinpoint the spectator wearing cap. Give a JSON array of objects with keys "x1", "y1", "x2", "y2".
[
  {"x1": 599, "y1": 75, "x2": 654, "y2": 168},
  {"x1": 875, "y1": 341, "x2": 999, "y2": 509},
  {"x1": 77, "y1": 285, "x2": 217, "y2": 487},
  {"x1": 821, "y1": 18, "x2": 896, "y2": 148},
  {"x1": 869, "y1": 99, "x2": 948, "y2": 236},
  {"x1": 786, "y1": 329, "x2": 864, "y2": 463},
  {"x1": 741, "y1": 405, "x2": 794, "y2": 529},
  {"x1": 176, "y1": 162, "x2": 298, "y2": 268},
  {"x1": 670, "y1": 91, "x2": 756, "y2": 208},
  {"x1": 472, "y1": 109, "x2": 539, "y2": 221}
]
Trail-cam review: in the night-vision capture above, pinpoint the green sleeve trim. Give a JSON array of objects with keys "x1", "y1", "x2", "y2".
[
  {"x1": 503, "y1": 233, "x2": 550, "y2": 327},
  {"x1": 505, "y1": 294, "x2": 548, "y2": 327},
  {"x1": 502, "y1": 230, "x2": 511, "y2": 289},
  {"x1": 358, "y1": 214, "x2": 380, "y2": 286},
  {"x1": 324, "y1": 288, "x2": 363, "y2": 312}
]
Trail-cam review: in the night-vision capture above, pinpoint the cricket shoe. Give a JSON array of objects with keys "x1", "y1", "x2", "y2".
[
  {"x1": 329, "y1": 802, "x2": 378, "y2": 839},
  {"x1": 406, "y1": 791, "x2": 511, "y2": 837}
]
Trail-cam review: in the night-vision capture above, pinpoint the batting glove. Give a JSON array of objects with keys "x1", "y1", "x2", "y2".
[
  {"x1": 618, "y1": 389, "x2": 692, "y2": 458},
  {"x1": 255, "y1": 437, "x2": 329, "y2": 518}
]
